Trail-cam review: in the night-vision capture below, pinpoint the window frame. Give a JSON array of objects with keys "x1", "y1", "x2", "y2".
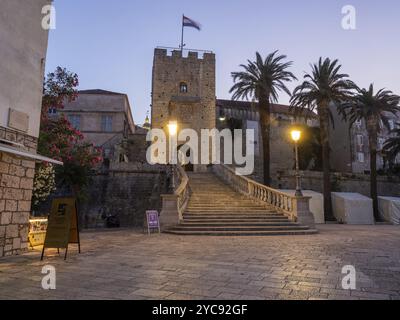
[
  {"x1": 68, "y1": 115, "x2": 81, "y2": 130},
  {"x1": 101, "y1": 115, "x2": 113, "y2": 132},
  {"x1": 179, "y1": 82, "x2": 188, "y2": 94}
]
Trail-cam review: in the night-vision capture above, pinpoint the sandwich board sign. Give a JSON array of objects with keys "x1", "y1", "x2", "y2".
[
  {"x1": 41, "y1": 198, "x2": 81, "y2": 260},
  {"x1": 146, "y1": 210, "x2": 160, "y2": 235}
]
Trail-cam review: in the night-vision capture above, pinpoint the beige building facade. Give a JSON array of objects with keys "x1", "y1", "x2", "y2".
[
  {"x1": 330, "y1": 107, "x2": 400, "y2": 174},
  {"x1": 0, "y1": 0, "x2": 52, "y2": 257},
  {"x1": 60, "y1": 90, "x2": 136, "y2": 161}
]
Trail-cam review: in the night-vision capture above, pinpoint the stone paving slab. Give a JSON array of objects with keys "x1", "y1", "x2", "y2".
[{"x1": 0, "y1": 225, "x2": 400, "y2": 300}]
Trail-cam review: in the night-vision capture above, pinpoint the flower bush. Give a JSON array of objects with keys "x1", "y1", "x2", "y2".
[
  {"x1": 32, "y1": 164, "x2": 56, "y2": 207},
  {"x1": 32, "y1": 67, "x2": 103, "y2": 207}
]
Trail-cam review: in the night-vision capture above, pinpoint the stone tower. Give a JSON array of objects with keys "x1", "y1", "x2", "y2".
[{"x1": 151, "y1": 48, "x2": 216, "y2": 171}]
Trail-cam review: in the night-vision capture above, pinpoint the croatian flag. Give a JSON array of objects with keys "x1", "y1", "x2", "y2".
[{"x1": 183, "y1": 15, "x2": 201, "y2": 31}]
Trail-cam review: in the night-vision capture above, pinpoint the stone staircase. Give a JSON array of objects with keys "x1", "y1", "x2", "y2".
[{"x1": 164, "y1": 172, "x2": 317, "y2": 236}]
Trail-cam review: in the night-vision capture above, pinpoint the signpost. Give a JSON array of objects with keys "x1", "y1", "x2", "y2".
[
  {"x1": 146, "y1": 210, "x2": 160, "y2": 235},
  {"x1": 41, "y1": 198, "x2": 81, "y2": 261}
]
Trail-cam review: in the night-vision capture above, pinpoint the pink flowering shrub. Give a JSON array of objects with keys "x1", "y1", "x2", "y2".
[{"x1": 33, "y1": 67, "x2": 102, "y2": 207}]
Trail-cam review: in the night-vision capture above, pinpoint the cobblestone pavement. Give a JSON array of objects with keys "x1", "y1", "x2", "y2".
[{"x1": 1, "y1": 225, "x2": 400, "y2": 300}]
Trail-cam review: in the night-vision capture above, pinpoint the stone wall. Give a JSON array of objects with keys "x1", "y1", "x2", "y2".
[
  {"x1": 274, "y1": 170, "x2": 400, "y2": 198},
  {"x1": 0, "y1": 128, "x2": 37, "y2": 257},
  {"x1": 80, "y1": 165, "x2": 167, "y2": 229}
]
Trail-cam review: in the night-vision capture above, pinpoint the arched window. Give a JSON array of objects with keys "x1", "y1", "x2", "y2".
[{"x1": 180, "y1": 82, "x2": 188, "y2": 93}]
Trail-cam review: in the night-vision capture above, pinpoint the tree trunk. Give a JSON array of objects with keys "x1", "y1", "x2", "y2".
[
  {"x1": 318, "y1": 105, "x2": 335, "y2": 221},
  {"x1": 259, "y1": 98, "x2": 271, "y2": 185},
  {"x1": 367, "y1": 119, "x2": 379, "y2": 221}
]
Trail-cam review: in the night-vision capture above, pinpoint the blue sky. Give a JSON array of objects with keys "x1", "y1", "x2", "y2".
[{"x1": 46, "y1": 0, "x2": 400, "y2": 125}]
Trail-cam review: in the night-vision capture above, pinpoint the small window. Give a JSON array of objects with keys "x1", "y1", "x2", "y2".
[
  {"x1": 101, "y1": 115, "x2": 113, "y2": 132},
  {"x1": 180, "y1": 82, "x2": 188, "y2": 93},
  {"x1": 357, "y1": 152, "x2": 365, "y2": 163},
  {"x1": 68, "y1": 115, "x2": 81, "y2": 130},
  {"x1": 356, "y1": 135, "x2": 364, "y2": 147},
  {"x1": 104, "y1": 148, "x2": 111, "y2": 159},
  {"x1": 389, "y1": 120, "x2": 395, "y2": 131},
  {"x1": 48, "y1": 107, "x2": 57, "y2": 115}
]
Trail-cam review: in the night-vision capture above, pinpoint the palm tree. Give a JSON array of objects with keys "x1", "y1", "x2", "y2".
[
  {"x1": 230, "y1": 51, "x2": 297, "y2": 185},
  {"x1": 344, "y1": 84, "x2": 400, "y2": 220},
  {"x1": 290, "y1": 58, "x2": 355, "y2": 221},
  {"x1": 383, "y1": 125, "x2": 400, "y2": 165}
]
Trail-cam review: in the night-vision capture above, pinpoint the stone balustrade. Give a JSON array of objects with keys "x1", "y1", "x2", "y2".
[
  {"x1": 160, "y1": 164, "x2": 191, "y2": 229},
  {"x1": 212, "y1": 164, "x2": 315, "y2": 228}
]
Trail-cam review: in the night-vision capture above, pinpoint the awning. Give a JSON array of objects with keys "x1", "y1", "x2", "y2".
[{"x1": 0, "y1": 144, "x2": 63, "y2": 166}]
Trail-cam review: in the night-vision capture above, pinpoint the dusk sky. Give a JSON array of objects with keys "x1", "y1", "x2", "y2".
[{"x1": 46, "y1": 0, "x2": 400, "y2": 125}]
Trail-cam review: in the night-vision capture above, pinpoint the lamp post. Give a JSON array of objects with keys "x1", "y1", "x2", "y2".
[
  {"x1": 291, "y1": 129, "x2": 303, "y2": 197},
  {"x1": 167, "y1": 121, "x2": 178, "y2": 193}
]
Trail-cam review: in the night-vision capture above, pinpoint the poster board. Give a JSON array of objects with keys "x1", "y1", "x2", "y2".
[
  {"x1": 41, "y1": 198, "x2": 81, "y2": 260},
  {"x1": 146, "y1": 210, "x2": 160, "y2": 235}
]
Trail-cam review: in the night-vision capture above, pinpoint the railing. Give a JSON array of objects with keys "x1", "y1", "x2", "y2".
[
  {"x1": 160, "y1": 162, "x2": 191, "y2": 229},
  {"x1": 212, "y1": 164, "x2": 315, "y2": 227},
  {"x1": 173, "y1": 163, "x2": 191, "y2": 221}
]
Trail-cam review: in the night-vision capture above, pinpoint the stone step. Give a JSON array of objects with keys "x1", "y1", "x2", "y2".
[
  {"x1": 164, "y1": 171, "x2": 317, "y2": 237},
  {"x1": 190, "y1": 193, "x2": 238, "y2": 195},
  {"x1": 186, "y1": 207, "x2": 273, "y2": 210},
  {"x1": 179, "y1": 222, "x2": 299, "y2": 227},
  {"x1": 187, "y1": 205, "x2": 268, "y2": 209},
  {"x1": 167, "y1": 225, "x2": 310, "y2": 231},
  {"x1": 164, "y1": 229, "x2": 318, "y2": 236},
  {"x1": 185, "y1": 209, "x2": 275, "y2": 214},
  {"x1": 188, "y1": 199, "x2": 254, "y2": 203},
  {"x1": 184, "y1": 212, "x2": 283, "y2": 216},
  {"x1": 188, "y1": 199, "x2": 263, "y2": 203},
  {"x1": 183, "y1": 215, "x2": 287, "y2": 220},
  {"x1": 183, "y1": 219, "x2": 291, "y2": 224},
  {"x1": 187, "y1": 203, "x2": 266, "y2": 207}
]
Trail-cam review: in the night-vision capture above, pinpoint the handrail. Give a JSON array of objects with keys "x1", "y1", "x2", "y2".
[
  {"x1": 212, "y1": 164, "x2": 314, "y2": 226},
  {"x1": 100, "y1": 132, "x2": 124, "y2": 148},
  {"x1": 173, "y1": 163, "x2": 191, "y2": 221}
]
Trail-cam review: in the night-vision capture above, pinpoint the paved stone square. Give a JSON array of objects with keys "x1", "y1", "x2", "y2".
[{"x1": 0, "y1": 225, "x2": 400, "y2": 300}]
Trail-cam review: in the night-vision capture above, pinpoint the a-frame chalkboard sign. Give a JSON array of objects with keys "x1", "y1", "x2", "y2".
[{"x1": 41, "y1": 198, "x2": 81, "y2": 261}]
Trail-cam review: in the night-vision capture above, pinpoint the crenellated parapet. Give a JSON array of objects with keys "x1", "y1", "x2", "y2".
[{"x1": 154, "y1": 47, "x2": 215, "y2": 61}]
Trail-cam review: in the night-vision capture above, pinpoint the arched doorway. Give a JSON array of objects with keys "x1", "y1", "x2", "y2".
[{"x1": 178, "y1": 145, "x2": 194, "y2": 172}]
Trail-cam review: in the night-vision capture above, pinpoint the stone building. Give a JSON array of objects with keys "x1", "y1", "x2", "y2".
[
  {"x1": 0, "y1": 0, "x2": 58, "y2": 257},
  {"x1": 216, "y1": 99, "x2": 319, "y2": 182},
  {"x1": 150, "y1": 48, "x2": 319, "y2": 179},
  {"x1": 60, "y1": 89, "x2": 136, "y2": 162},
  {"x1": 151, "y1": 48, "x2": 216, "y2": 172},
  {"x1": 329, "y1": 107, "x2": 400, "y2": 174}
]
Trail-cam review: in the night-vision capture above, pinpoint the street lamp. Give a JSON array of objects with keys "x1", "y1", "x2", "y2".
[
  {"x1": 167, "y1": 121, "x2": 178, "y2": 137},
  {"x1": 167, "y1": 121, "x2": 178, "y2": 193},
  {"x1": 291, "y1": 129, "x2": 303, "y2": 197},
  {"x1": 218, "y1": 110, "x2": 226, "y2": 122}
]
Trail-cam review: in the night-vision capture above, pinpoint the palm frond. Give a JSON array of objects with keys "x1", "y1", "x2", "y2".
[
  {"x1": 290, "y1": 57, "x2": 355, "y2": 126},
  {"x1": 230, "y1": 51, "x2": 296, "y2": 106}
]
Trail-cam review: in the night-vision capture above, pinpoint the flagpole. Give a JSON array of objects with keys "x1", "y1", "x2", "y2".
[{"x1": 180, "y1": 14, "x2": 184, "y2": 52}]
